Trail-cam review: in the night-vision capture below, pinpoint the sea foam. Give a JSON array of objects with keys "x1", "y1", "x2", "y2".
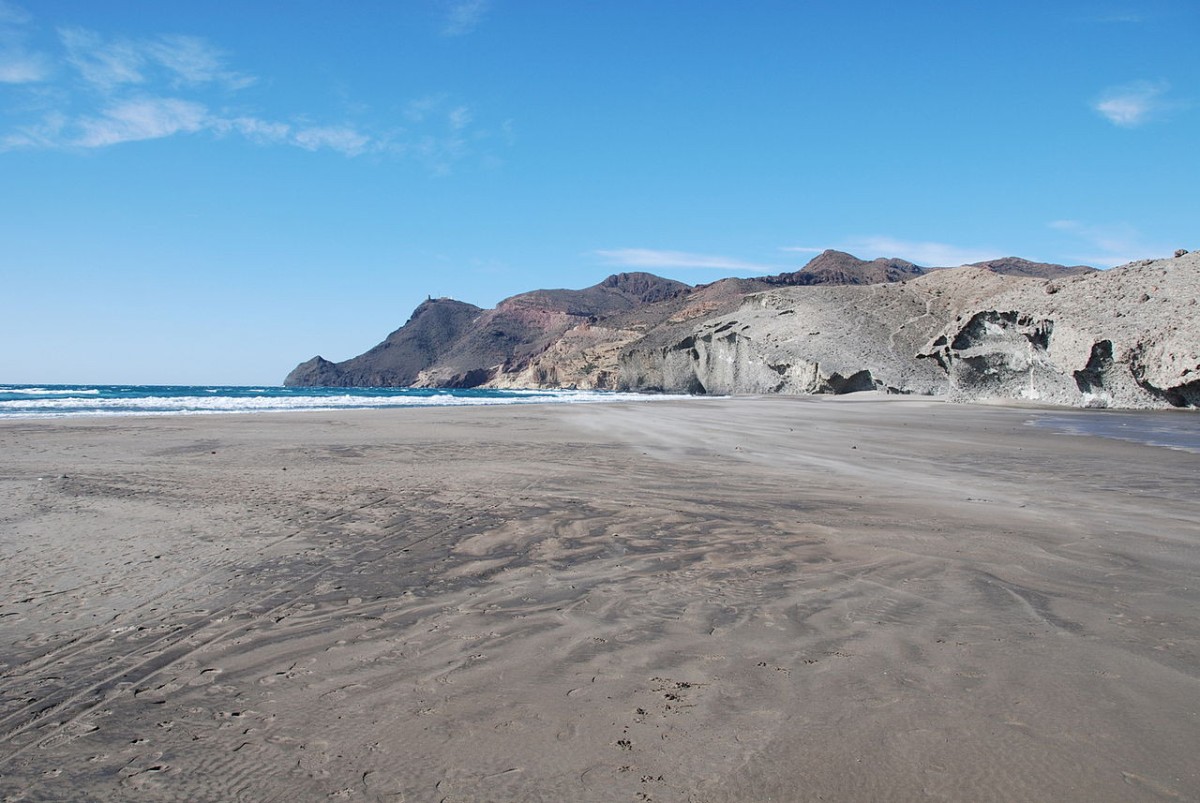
[{"x1": 0, "y1": 385, "x2": 695, "y2": 419}]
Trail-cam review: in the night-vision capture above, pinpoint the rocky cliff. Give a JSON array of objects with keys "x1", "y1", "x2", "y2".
[
  {"x1": 285, "y1": 250, "x2": 1198, "y2": 409},
  {"x1": 285, "y1": 272, "x2": 690, "y2": 389},
  {"x1": 284, "y1": 297, "x2": 483, "y2": 387},
  {"x1": 919, "y1": 254, "x2": 1199, "y2": 407}
]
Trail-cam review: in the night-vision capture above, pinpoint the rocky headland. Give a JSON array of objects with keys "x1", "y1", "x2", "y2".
[{"x1": 285, "y1": 249, "x2": 1199, "y2": 409}]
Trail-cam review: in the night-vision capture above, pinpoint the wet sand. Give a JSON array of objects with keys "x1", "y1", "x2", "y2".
[{"x1": 0, "y1": 397, "x2": 1197, "y2": 802}]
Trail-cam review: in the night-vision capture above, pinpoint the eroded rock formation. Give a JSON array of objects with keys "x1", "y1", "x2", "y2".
[
  {"x1": 286, "y1": 250, "x2": 1198, "y2": 409},
  {"x1": 918, "y1": 254, "x2": 1199, "y2": 407}
]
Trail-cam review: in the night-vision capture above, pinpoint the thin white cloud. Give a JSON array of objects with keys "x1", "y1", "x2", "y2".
[
  {"x1": 394, "y1": 97, "x2": 489, "y2": 172},
  {"x1": 0, "y1": 0, "x2": 31, "y2": 26},
  {"x1": 411, "y1": 131, "x2": 468, "y2": 175},
  {"x1": 443, "y1": 0, "x2": 490, "y2": 36},
  {"x1": 448, "y1": 105, "x2": 472, "y2": 131},
  {"x1": 0, "y1": 51, "x2": 47, "y2": 82},
  {"x1": 292, "y1": 125, "x2": 371, "y2": 156},
  {"x1": 1, "y1": 110, "x2": 65, "y2": 149},
  {"x1": 404, "y1": 94, "x2": 446, "y2": 123},
  {"x1": 60, "y1": 27, "x2": 145, "y2": 89},
  {"x1": 594, "y1": 248, "x2": 780, "y2": 273},
  {"x1": 145, "y1": 34, "x2": 254, "y2": 89},
  {"x1": 0, "y1": 8, "x2": 505, "y2": 168},
  {"x1": 213, "y1": 115, "x2": 291, "y2": 144},
  {"x1": 75, "y1": 97, "x2": 208, "y2": 147},
  {"x1": 0, "y1": 0, "x2": 48, "y2": 83},
  {"x1": 150, "y1": 113, "x2": 372, "y2": 155},
  {"x1": 59, "y1": 27, "x2": 253, "y2": 92},
  {"x1": 812, "y1": 237, "x2": 1004, "y2": 267},
  {"x1": 1094, "y1": 80, "x2": 1174, "y2": 127},
  {"x1": 1048, "y1": 219, "x2": 1168, "y2": 267}
]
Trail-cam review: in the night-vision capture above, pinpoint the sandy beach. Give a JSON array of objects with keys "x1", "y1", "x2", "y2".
[{"x1": 0, "y1": 397, "x2": 1197, "y2": 802}]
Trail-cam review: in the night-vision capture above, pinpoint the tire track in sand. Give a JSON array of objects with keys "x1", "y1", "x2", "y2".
[{"x1": 0, "y1": 476, "x2": 536, "y2": 765}]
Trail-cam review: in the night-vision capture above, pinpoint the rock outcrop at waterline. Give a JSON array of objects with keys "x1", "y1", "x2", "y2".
[
  {"x1": 286, "y1": 250, "x2": 1198, "y2": 409},
  {"x1": 286, "y1": 297, "x2": 485, "y2": 388},
  {"x1": 285, "y1": 272, "x2": 690, "y2": 389},
  {"x1": 919, "y1": 254, "x2": 1200, "y2": 407}
]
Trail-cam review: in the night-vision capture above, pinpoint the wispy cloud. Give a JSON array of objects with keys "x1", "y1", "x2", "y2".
[
  {"x1": 594, "y1": 248, "x2": 781, "y2": 273},
  {"x1": 0, "y1": 50, "x2": 46, "y2": 82},
  {"x1": 145, "y1": 35, "x2": 255, "y2": 89},
  {"x1": 213, "y1": 115, "x2": 291, "y2": 144},
  {"x1": 75, "y1": 97, "x2": 208, "y2": 147},
  {"x1": 0, "y1": 8, "x2": 504, "y2": 168},
  {"x1": 786, "y1": 237, "x2": 1003, "y2": 267},
  {"x1": 1049, "y1": 220, "x2": 1169, "y2": 267},
  {"x1": 1, "y1": 111, "x2": 63, "y2": 150},
  {"x1": 0, "y1": 0, "x2": 31, "y2": 25},
  {"x1": 443, "y1": 0, "x2": 491, "y2": 36},
  {"x1": 1093, "y1": 80, "x2": 1178, "y2": 127},
  {"x1": 448, "y1": 105, "x2": 472, "y2": 131},
  {"x1": 60, "y1": 27, "x2": 145, "y2": 89},
  {"x1": 404, "y1": 94, "x2": 446, "y2": 123},
  {"x1": 0, "y1": 0, "x2": 48, "y2": 83},
  {"x1": 398, "y1": 95, "x2": 492, "y2": 171},
  {"x1": 209, "y1": 115, "x2": 375, "y2": 157},
  {"x1": 292, "y1": 125, "x2": 371, "y2": 156},
  {"x1": 57, "y1": 27, "x2": 255, "y2": 92}
]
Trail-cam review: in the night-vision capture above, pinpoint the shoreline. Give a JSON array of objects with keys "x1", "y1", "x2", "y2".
[
  {"x1": 4, "y1": 390, "x2": 1196, "y2": 457},
  {"x1": 5, "y1": 382, "x2": 1198, "y2": 423},
  {"x1": 1, "y1": 397, "x2": 1197, "y2": 800},
  {"x1": 0, "y1": 384, "x2": 704, "y2": 421}
]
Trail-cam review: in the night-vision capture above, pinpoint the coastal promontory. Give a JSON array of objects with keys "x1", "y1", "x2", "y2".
[{"x1": 286, "y1": 250, "x2": 1199, "y2": 409}]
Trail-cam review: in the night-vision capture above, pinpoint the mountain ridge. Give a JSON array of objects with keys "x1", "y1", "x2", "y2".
[{"x1": 285, "y1": 250, "x2": 1198, "y2": 409}]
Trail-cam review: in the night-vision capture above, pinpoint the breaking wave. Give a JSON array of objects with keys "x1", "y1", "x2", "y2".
[{"x1": 0, "y1": 385, "x2": 696, "y2": 419}]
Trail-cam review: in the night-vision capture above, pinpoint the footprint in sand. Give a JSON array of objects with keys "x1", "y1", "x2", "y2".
[{"x1": 187, "y1": 667, "x2": 223, "y2": 686}]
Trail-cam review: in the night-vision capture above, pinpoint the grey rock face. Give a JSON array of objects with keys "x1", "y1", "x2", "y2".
[
  {"x1": 616, "y1": 281, "x2": 951, "y2": 395},
  {"x1": 613, "y1": 253, "x2": 1198, "y2": 409},
  {"x1": 921, "y1": 310, "x2": 1071, "y2": 403},
  {"x1": 284, "y1": 251, "x2": 1198, "y2": 409},
  {"x1": 962, "y1": 257, "x2": 1096, "y2": 279},
  {"x1": 918, "y1": 252, "x2": 1200, "y2": 407}
]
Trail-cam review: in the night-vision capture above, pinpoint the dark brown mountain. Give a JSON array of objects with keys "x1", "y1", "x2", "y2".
[
  {"x1": 284, "y1": 297, "x2": 484, "y2": 387},
  {"x1": 284, "y1": 272, "x2": 690, "y2": 388},
  {"x1": 763, "y1": 250, "x2": 927, "y2": 286}
]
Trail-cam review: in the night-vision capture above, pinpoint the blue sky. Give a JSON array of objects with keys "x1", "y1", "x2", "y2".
[{"x1": 2, "y1": 1, "x2": 1196, "y2": 384}]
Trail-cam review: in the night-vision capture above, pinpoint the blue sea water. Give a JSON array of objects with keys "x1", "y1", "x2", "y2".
[
  {"x1": 1030, "y1": 411, "x2": 1200, "y2": 455},
  {"x1": 0, "y1": 385, "x2": 692, "y2": 419}
]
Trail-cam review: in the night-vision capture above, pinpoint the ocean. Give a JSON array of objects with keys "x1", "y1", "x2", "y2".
[
  {"x1": 0, "y1": 385, "x2": 694, "y2": 419},
  {"x1": 1031, "y1": 411, "x2": 1200, "y2": 455},
  {"x1": 4, "y1": 386, "x2": 1196, "y2": 455}
]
